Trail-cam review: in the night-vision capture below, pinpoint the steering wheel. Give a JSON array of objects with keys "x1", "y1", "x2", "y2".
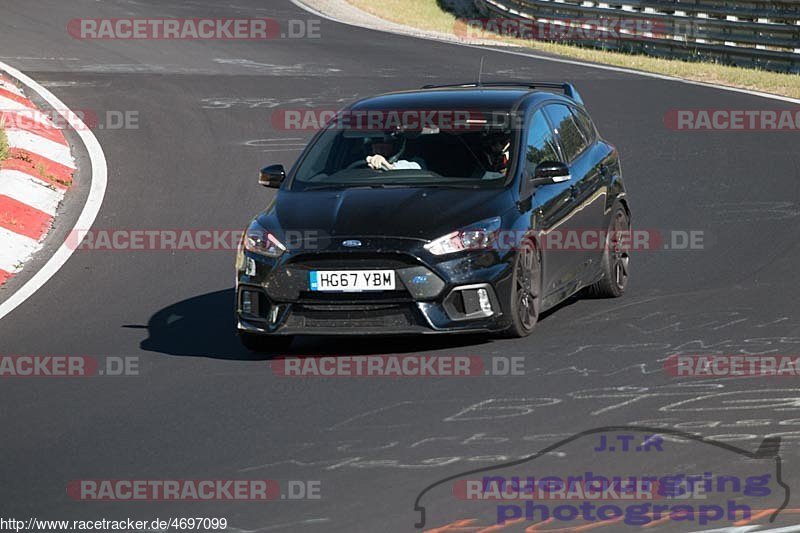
[{"x1": 345, "y1": 159, "x2": 370, "y2": 170}]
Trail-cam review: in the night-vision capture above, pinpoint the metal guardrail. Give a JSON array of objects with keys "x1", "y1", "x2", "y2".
[{"x1": 473, "y1": 0, "x2": 800, "y2": 72}]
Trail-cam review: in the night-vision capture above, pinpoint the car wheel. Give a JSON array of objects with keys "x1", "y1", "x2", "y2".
[
  {"x1": 586, "y1": 205, "x2": 630, "y2": 298},
  {"x1": 240, "y1": 332, "x2": 294, "y2": 354},
  {"x1": 503, "y1": 239, "x2": 541, "y2": 338}
]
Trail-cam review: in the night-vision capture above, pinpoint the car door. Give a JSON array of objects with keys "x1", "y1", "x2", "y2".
[
  {"x1": 572, "y1": 105, "x2": 619, "y2": 274},
  {"x1": 542, "y1": 103, "x2": 607, "y2": 287},
  {"x1": 522, "y1": 108, "x2": 577, "y2": 302}
]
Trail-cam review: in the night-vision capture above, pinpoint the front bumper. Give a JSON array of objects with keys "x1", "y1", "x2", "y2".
[{"x1": 236, "y1": 238, "x2": 515, "y2": 336}]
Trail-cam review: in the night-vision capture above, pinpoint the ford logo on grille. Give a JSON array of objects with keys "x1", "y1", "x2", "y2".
[{"x1": 342, "y1": 240, "x2": 362, "y2": 248}]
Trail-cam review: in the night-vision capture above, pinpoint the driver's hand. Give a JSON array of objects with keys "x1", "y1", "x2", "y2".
[{"x1": 367, "y1": 154, "x2": 393, "y2": 171}]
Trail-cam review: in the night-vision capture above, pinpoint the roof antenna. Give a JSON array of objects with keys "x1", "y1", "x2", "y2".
[{"x1": 478, "y1": 56, "x2": 486, "y2": 86}]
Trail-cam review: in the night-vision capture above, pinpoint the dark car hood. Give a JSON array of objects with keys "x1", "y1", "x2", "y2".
[{"x1": 259, "y1": 187, "x2": 514, "y2": 241}]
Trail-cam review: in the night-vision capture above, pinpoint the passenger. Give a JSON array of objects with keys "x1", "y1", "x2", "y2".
[{"x1": 477, "y1": 131, "x2": 512, "y2": 179}]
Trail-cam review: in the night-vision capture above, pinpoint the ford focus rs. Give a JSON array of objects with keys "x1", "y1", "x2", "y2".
[{"x1": 235, "y1": 81, "x2": 630, "y2": 351}]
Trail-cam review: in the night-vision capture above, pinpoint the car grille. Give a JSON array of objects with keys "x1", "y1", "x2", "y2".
[
  {"x1": 297, "y1": 291, "x2": 413, "y2": 304},
  {"x1": 288, "y1": 252, "x2": 423, "y2": 270},
  {"x1": 286, "y1": 304, "x2": 419, "y2": 329}
]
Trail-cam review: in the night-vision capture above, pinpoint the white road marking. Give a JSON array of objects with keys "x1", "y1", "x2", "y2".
[
  {"x1": 0, "y1": 61, "x2": 108, "y2": 321},
  {"x1": 0, "y1": 170, "x2": 64, "y2": 216}
]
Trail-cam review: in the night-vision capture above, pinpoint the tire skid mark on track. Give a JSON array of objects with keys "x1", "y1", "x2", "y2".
[{"x1": 237, "y1": 383, "x2": 800, "y2": 477}]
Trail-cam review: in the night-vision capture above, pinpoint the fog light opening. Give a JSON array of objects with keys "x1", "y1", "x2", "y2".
[
  {"x1": 477, "y1": 288, "x2": 493, "y2": 315},
  {"x1": 245, "y1": 257, "x2": 257, "y2": 276},
  {"x1": 444, "y1": 284, "x2": 499, "y2": 321},
  {"x1": 241, "y1": 290, "x2": 260, "y2": 317}
]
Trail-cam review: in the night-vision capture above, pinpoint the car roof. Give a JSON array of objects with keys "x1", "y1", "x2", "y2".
[{"x1": 348, "y1": 87, "x2": 573, "y2": 113}]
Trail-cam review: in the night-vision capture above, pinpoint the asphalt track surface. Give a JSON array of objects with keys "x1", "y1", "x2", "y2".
[{"x1": 1, "y1": 1, "x2": 800, "y2": 531}]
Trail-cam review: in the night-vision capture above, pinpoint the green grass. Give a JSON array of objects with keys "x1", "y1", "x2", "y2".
[
  {"x1": 348, "y1": 0, "x2": 800, "y2": 100},
  {"x1": 0, "y1": 122, "x2": 9, "y2": 166},
  {"x1": 353, "y1": 0, "x2": 461, "y2": 33}
]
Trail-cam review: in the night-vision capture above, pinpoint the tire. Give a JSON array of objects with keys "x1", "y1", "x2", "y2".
[
  {"x1": 502, "y1": 239, "x2": 542, "y2": 338},
  {"x1": 585, "y1": 205, "x2": 630, "y2": 298},
  {"x1": 240, "y1": 332, "x2": 294, "y2": 354}
]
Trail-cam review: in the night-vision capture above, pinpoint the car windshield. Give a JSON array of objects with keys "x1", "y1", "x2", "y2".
[{"x1": 290, "y1": 112, "x2": 515, "y2": 190}]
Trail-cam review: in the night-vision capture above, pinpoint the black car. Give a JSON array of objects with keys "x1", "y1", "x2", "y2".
[{"x1": 236, "y1": 81, "x2": 630, "y2": 351}]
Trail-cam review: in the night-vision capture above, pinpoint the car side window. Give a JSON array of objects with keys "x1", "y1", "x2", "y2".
[
  {"x1": 543, "y1": 104, "x2": 588, "y2": 162},
  {"x1": 573, "y1": 107, "x2": 597, "y2": 144},
  {"x1": 525, "y1": 110, "x2": 560, "y2": 174}
]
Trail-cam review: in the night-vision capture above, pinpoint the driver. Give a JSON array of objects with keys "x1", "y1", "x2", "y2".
[{"x1": 365, "y1": 134, "x2": 424, "y2": 171}]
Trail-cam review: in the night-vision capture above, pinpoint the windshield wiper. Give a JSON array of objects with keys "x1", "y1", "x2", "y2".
[
  {"x1": 301, "y1": 182, "x2": 482, "y2": 191},
  {"x1": 414, "y1": 183, "x2": 481, "y2": 189},
  {"x1": 302, "y1": 183, "x2": 394, "y2": 191}
]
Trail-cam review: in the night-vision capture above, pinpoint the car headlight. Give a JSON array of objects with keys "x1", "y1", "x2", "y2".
[
  {"x1": 424, "y1": 217, "x2": 502, "y2": 256},
  {"x1": 244, "y1": 221, "x2": 287, "y2": 258}
]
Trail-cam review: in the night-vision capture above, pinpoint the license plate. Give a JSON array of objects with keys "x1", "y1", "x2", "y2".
[{"x1": 309, "y1": 270, "x2": 395, "y2": 292}]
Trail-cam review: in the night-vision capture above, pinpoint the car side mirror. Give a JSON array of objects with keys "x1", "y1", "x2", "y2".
[
  {"x1": 259, "y1": 165, "x2": 286, "y2": 188},
  {"x1": 531, "y1": 161, "x2": 571, "y2": 187}
]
